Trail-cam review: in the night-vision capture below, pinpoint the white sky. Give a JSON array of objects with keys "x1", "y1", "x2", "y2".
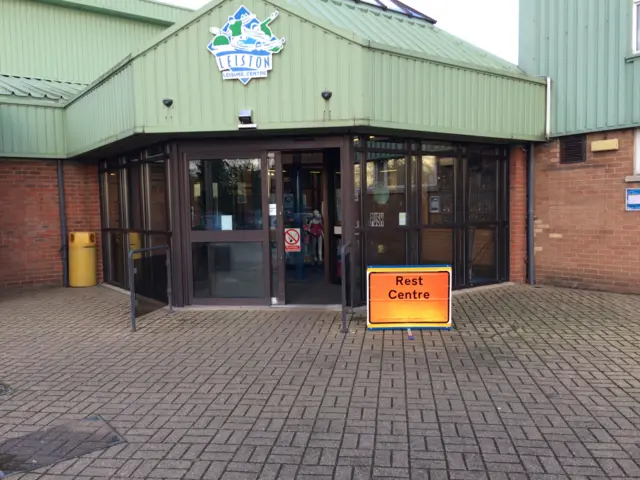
[{"x1": 158, "y1": 0, "x2": 519, "y2": 64}]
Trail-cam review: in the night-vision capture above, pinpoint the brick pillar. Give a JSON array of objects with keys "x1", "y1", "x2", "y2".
[
  {"x1": 64, "y1": 160, "x2": 103, "y2": 283},
  {"x1": 509, "y1": 146, "x2": 527, "y2": 283}
]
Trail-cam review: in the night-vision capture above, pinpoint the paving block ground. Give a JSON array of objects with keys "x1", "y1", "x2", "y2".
[{"x1": 1, "y1": 284, "x2": 640, "y2": 479}]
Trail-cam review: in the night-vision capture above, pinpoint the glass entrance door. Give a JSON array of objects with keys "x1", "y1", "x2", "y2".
[
  {"x1": 188, "y1": 155, "x2": 271, "y2": 305},
  {"x1": 268, "y1": 149, "x2": 346, "y2": 305}
]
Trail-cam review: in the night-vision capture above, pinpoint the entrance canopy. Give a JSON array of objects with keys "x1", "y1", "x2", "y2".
[{"x1": 64, "y1": 0, "x2": 547, "y2": 157}]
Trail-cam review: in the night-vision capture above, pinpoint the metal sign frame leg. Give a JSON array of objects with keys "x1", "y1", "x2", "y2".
[{"x1": 340, "y1": 242, "x2": 351, "y2": 334}]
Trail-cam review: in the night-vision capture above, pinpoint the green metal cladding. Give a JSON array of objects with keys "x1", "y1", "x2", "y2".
[
  {"x1": 2, "y1": 0, "x2": 548, "y2": 159},
  {"x1": 0, "y1": 0, "x2": 170, "y2": 83},
  {"x1": 33, "y1": 0, "x2": 192, "y2": 26},
  {"x1": 0, "y1": 104, "x2": 67, "y2": 158},
  {"x1": 280, "y1": 0, "x2": 521, "y2": 73},
  {"x1": 519, "y1": 0, "x2": 640, "y2": 136},
  {"x1": 0, "y1": 0, "x2": 186, "y2": 158},
  {"x1": 65, "y1": 0, "x2": 546, "y2": 155}
]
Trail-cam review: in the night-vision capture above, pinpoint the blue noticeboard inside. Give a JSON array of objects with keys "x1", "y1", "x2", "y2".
[{"x1": 626, "y1": 189, "x2": 640, "y2": 211}]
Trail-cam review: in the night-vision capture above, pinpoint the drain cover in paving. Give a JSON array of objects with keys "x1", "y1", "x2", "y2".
[
  {"x1": 0, "y1": 415, "x2": 125, "y2": 477},
  {"x1": 0, "y1": 382, "x2": 11, "y2": 396}
]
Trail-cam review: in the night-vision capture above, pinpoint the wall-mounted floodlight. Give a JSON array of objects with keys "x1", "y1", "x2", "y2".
[{"x1": 238, "y1": 109, "x2": 257, "y2": 129}]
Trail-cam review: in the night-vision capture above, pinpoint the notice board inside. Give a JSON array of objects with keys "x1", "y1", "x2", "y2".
[{"x1": 367, "y1": 265, "x2": 452, "y2": 330}]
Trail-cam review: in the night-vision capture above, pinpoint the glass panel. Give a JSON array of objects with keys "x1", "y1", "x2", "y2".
[
  {"x1": 134, "y1": 234, "x2": 169, "y2": 317},
  {"x1": 354, "y1": 152, "x2": 362, "y2": 229},
  {"x1": 128, "y1": 163, "x2": 144, "y2": 230},
  {"x1": 189, "y1": 158, "x2": 262, "y2": 231},
  {"x1": 365, "y1": 231, "x2": 406, "y2": 266},
  {"x1": 637, "y1": 3, "x2": 640, "y2": 52},
  {"x1": 107, "y1": 231, "x2": 126, "y2": 287},
  {"x1": 420, "y1": 154, "x2": 455, "y2": 225},
  {"x1": 367, "y1": 136, "x2": 406, "y2": 150},
  {"x1": 147, "y1": 161, "x2": 169, "y2": 231},
  {"x1": 267, "y1": 155, "x2": 278, "y2": 300},
  {"x1": 105, "y1": 171, "x2": 122, "y2": 228},
  {"x1": 378, "y1": 0, "x2": 405, "y2": 13},
  {"x1": 410, "y1": 155, "x2": 418, "y2": 226},
  {"x1": 365, "y1": 153, "x2": 407, "y2": 229},
  {"x1": 334, "y1": 169, "x2": 342, "y2": 227},
  {"x1": 192, "y1": 242, "x2": 265, "y2": 298},
  {"x1": 420, "y1": 228, "x2": 453, "y2": 265},
  {"x1": 145, "y1": 144, "x2": 166, "y2": 159},
  {"x1": 468, "y1": 227, "x2": 497, "y2": 284},
  {"x1": 351, "y1": 233, "x2": 365, "y2": 305},
  {"x1": 421, "y1": 142, "x2": 454, "y2": 154},
  {"x1": 467, "y1": 154, "x2": 498, "y2": 222},
  {"x1": 105, "y1": 158, "x2": 121, "y2": 169}
]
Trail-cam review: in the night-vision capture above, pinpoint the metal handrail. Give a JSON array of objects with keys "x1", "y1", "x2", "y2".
[
  {"x1": 128, "y1": 245, "x2": 173, "y2": 332},
  {"x1": 340, "y1": 242, "x2": 352, "y2": 334}
]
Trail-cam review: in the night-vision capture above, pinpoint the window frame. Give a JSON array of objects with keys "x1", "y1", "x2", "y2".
[{"x1": 634, "y1": 0, "x2": 640, "y2": 54}]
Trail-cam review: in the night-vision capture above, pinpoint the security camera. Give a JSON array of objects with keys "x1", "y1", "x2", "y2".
[
  {"x1": 321, "y1": 91, "x2": 332, "y2": 101},
  {"x1": 162, "y1": 98, "x2": 173, "y2": 107}
]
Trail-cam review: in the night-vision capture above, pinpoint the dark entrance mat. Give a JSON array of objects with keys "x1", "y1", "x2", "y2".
[{"x1": 0, "y1": 415, "x2": 125, "y2": 477}]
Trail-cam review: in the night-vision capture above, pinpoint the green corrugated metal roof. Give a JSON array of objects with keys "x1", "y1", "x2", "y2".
[
  {"x1": 32, "y1": 0, "x2": 192, "y2": 26},
  {"x1": 282, "y1": 0, "x2": 521, "y2": 73},
  {"x1": 0, "y1": 74, "x2": 87, "y2": 101}
]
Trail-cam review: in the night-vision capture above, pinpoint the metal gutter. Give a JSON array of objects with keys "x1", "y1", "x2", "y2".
[
  {"x1": 545, "y1": 77, "x2": 552, "y2": 139},
  {"x1": 57, "y1": 160, "x2": 69, "y2": 287}
]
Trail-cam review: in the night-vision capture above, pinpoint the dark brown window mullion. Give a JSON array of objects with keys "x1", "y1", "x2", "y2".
[{"x1": 260, "y1": 152, "x2": 271, "y2": 303}]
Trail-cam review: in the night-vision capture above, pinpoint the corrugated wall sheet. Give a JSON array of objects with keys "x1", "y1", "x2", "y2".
[
  {"x1": 57, "y1": 0, "x2": 547, "y2": 156},
  {"x1": 132, "y1": 0, "x2": 366, "y2": 134},
  {"x1": 0, "y1": 0, "x2": 167, "y2": 83},
  {"x1": 366, "y1": 51, "x2": 546, "y2": 140},
  {"x1": 65, "y1": 65, "x2": 135, "y2": 156},
  {"x1": 519, "y1": 0, "x2": 640, "y2": 135},
  {"x1": 0, "y1": 104, "x2": 66, "y2": 157}
]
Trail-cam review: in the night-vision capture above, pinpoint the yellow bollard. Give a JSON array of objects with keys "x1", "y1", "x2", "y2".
[{"x1": 129, "y1": 232, "x2": 141, "y2": 260}]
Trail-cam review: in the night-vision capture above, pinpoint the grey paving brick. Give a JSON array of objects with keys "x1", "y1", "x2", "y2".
[{"x1": 2, "y1": 285, "x2": 640, "y2": 480}]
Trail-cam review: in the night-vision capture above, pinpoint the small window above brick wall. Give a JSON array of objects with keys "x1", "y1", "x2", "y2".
[{"x1": 559, "y1": 135, "x2": 586, "y2": 164}]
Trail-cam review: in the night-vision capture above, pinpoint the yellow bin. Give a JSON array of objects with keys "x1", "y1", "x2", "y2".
[{"x1": 69, "y1": 232, "x2": 97, "y2": 287}]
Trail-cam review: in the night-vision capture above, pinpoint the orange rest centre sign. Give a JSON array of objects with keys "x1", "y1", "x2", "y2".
[{"x1": 367, "y1": 265, "x2": 452, "y2": 330}]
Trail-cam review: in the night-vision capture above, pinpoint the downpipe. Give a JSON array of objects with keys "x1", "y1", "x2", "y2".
[
  {"x1": 57, "y1": 160, "x2": 69, "y2": 287},
  {"x1": 526, "y1": 144, "x2": 535, "y2": 285}
]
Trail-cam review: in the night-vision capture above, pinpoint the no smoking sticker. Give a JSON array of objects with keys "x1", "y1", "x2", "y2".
[{"x1": 285, "y1": 228, "x2": 301, "y2": 252}]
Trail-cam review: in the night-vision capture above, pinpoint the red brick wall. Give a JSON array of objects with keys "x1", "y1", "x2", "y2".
[
  {"x1": 509, "y1": 146, "x2": 527, "y2": 283},
  {"x1": 534, "y1": 129, "x2": 640, "y2": 294},
  {"x1": 0, "y1": 159, "x2": 101, "y2": 289},
  {"x1": 64, "y1": 161, "x2": 103, "y2": 283}
]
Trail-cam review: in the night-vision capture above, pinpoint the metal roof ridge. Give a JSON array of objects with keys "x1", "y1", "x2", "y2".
[
  {"x1": 137, "y1": 0, "x2": 195, "y2": 12},
  {"x1": 0, "y1": 72, "x2": 88, "y2": 86}
]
